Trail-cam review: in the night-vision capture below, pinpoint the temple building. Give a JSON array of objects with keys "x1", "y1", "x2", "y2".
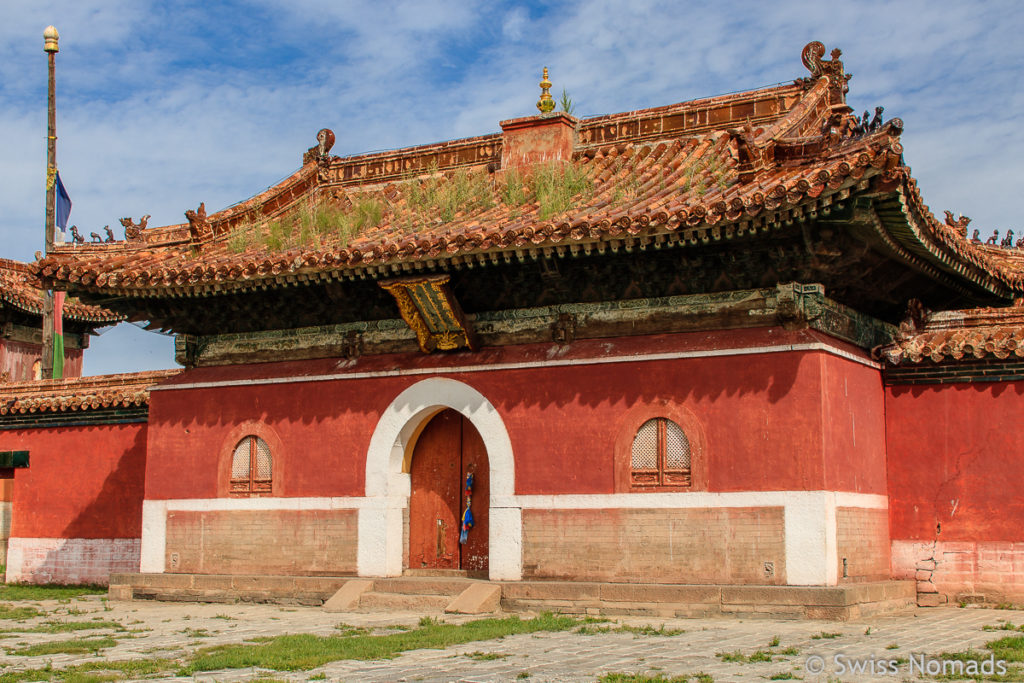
[
  {"x1": 1, "y1": 42, "x2": 1021, "y2": 615},
  {"x1": 0, "y1": 257, "x2": 120, "y2": 382},
  {"x1": 0, "y1": 257, "x2": 125, "y2": 564}
]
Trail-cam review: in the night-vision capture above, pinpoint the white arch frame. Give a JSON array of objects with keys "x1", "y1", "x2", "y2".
[{"x1": 358, "y1": 377, "x2": 521, "y2": 580}]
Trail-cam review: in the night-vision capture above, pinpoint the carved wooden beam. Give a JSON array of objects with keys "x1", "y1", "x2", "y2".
[{"x1": 379, "y1": 274, "x2": 477, "y2": 353}]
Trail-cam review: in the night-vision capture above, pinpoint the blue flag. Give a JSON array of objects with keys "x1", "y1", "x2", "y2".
[{"x1": 55, "y1": 171, "x2": 72, "y2": 230}]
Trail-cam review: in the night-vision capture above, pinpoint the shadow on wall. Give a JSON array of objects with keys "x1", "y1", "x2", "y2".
[
  {"x1": 156, "y1": 338, "x2": 807, "y2": 434},
  {"x1": 20, "y1": 426, "x2": 147, "y2": 585}
]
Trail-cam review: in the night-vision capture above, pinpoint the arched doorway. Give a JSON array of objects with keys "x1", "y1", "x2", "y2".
[{"x1": 408, "y1": 409, "x2": 489, "y2": 573}]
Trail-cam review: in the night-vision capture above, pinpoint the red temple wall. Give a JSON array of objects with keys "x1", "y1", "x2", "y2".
[
  {"x1": 887, "y1": 380, "x2": 1024, "y2": 602},
  {"x1": 144, "y1": 331, "x2": 885, "y2": 500},
  {"x1": 0, "y1": 423, "x2": 147, "y2": 583},
  {"x1": 820, "y1": 353, "x2": 887, "y2": 495}
]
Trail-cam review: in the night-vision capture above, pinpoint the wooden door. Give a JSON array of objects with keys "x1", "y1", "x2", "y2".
[{"x1": 408, "y1": 409, "x2": 489, "y2": 573}]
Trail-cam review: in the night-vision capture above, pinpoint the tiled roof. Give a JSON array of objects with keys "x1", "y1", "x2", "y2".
[
  {"x1": 0, "y1": 258, "x2": 122, "y2": 323},
  {"x1": 0, "y1": 370, "x2": 179, "y2": 416},
  {"x1": 35, "y1": 43, "x2": 1024, "y2": 304},
  {"x1": 876, "y1": 307, "x2": 1024, "y2": 365}
]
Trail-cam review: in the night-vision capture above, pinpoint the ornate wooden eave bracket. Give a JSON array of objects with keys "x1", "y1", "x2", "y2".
[{"x1": 379, "y1": 274, "x2": 478, "y2": 353}]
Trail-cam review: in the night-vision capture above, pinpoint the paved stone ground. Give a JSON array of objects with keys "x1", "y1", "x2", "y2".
[{"x1": 0, "y1": 595, "x2": 1021, "y2": 682}]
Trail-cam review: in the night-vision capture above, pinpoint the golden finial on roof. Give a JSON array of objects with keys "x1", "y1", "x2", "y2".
[
  {"x1": 536, "y1": 67, "x2": 555, "y2": 113},
  {"x1": 43, "y1": 25, "x2": 59, "y2": 53}
]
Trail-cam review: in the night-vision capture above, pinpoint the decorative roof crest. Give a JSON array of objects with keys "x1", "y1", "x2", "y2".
[
  {"x1": 120, "y1": 215, "x2": 150, "y2": 241},
  {"x1": 303, "y1": 128, "x2": 336, "y2": 165},
  {"x1": 536, "y1": 67, "x2": 555, "y2": 114},
  {"x1": 799, "y1": 41, "x2": 851, "y2": 99}
]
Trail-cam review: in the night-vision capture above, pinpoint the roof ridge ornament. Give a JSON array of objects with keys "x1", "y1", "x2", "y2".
[
  {"x1": 120, "y1": 215, "x2": 150, "y2": 241},
  {"x1": 303, "y1": 128, "x2": 336, "y2": 165},
  {"x1": 798, "y1": 41, "x2": 851, "y2": 107},
  {"x1": 537, "y1": 67, "x2": 555, "y2": 114},
  {"x1": 801, "y1": 41, "x2": 846, "y2": 81}
]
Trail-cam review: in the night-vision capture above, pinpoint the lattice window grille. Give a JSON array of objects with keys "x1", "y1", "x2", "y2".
[
  {"x1": 630, "y1": 418, "x2": 692, "y2": 487},
  {"x1": 230, "y1": 435, "x2": 272, "y2": 494}
]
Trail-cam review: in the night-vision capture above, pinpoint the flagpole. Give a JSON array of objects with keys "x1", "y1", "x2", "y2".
[{"x1": 41, "y1": 25, "x2": 59, "y2": 380}]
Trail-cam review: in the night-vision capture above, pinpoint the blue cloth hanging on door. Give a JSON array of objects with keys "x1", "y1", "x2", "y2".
[{"x1": 459, "y1": 472, "x2": 474, "y2": 544}]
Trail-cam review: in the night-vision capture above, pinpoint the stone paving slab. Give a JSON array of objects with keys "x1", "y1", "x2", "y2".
[{"x1": 0, "y1": 595, "x2": 1021, "y2": 682}]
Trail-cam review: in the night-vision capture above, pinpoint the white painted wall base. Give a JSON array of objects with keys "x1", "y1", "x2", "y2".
[
  {"x1": 140, "y1": 490, "x2": 886, "y2": 585},
  {"x1": 6, "y1": 537, "x2": 141, "y2": 585}
]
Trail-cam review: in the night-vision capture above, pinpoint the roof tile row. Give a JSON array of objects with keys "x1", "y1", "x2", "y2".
[{"x1": 0, "y1": 370, "x2": 179, "y2": 416}]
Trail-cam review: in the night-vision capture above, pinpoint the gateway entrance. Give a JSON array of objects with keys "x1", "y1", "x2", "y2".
[{"x1": 408, "y1": 409, "x2": 489, "y2": 573}]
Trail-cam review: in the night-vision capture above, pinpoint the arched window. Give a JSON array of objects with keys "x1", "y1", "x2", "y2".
[
  {"x1": 630, "y1": 418, "x2": 691, "y2": 487},
  {"x1": 230, "y1": 435, "x2": 272, "y2": 495}
]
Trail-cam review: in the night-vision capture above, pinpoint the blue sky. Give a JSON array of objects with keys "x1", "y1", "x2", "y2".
[{"x1": 2, "y1": 1, "x2": 1023, "y2": 375}]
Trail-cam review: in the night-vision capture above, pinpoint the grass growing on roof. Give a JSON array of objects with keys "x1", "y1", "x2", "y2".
[
  {"x1": 254, "y1": 197, "x2": 385, "y2": 253},
  {"x1": 404, "y1": 166, "x2": 495, "y2": 223},
  {"x1": 532, "y1": 161, "x2": 592, "y2": 220},
  {"x1": 179, "y1": 613, "x2": 580, "y2": 674},
  {"x1": 500, "y1": 167, "x2": 529, "y2": 208}
]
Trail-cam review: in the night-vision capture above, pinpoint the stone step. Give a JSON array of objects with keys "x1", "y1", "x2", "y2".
[
  {"x1": 403, "y1": 568, "x2": 469, "y2": 578},
  {"x1": 358, "y1": 591, "x2": 452, "y2": 611},
  {"x1": 373, "y1": 576, "x2": 476, "y2": 596}
]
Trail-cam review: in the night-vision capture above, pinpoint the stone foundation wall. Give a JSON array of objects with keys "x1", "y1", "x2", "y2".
[
  {"x1": 836, "y1": 507, "x2": 890, "y2": 581},
  {"x1": 893, "y1": 540, "x2": 1024, "y2": 604},
  {"x1": 6, "y1": 537, "x2": 140, "y2": 584},
  {"x1": 164, "y1": 509, "x2": 357, "y2": 576},
  {"x1": 522, "y1": 507, "x2": 786, "y2": 584}
]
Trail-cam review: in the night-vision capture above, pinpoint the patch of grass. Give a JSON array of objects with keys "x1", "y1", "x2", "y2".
[
  {"x1": 985, "y1": 622, "x2": 1024, "y2": 632},
  {"x1": 227, "y1": 228, "x2": 251, "y2": 253},
  {"x1": 0, "y1": 604, "x2": 43, "y2": 620},
  {"x1": 517, "y1": 673, "x2": 531, "y2": 680},
  {"x1": 769, "y1": 673, "x2": 800, "y2": 681},
  {"x1": 8, "y1": 636, "x2": 119, "y2": 656},
  {"x1": 985, "y1": 635, "x2": 1024, "y2": 662},
  {"x1": 404, "y1": 166, "x2": 494, "y2": 224},
  {"x1": 886, "y1": 642, "x2": 899, "y2": 649},
  {"x1": 937, "y1": 634, "x2": 1024, "y2": 680},
  {"x1": 778, "y1": 647, "x2": 799, "y2": 656},
  {"x1": 577, "y1": 623, "x2": 683, "y2": 637},
  {"x1": 532, "y1": 161, "x2": 593, "y2": 220},
  {"x1": 810, "y1": 631, "x2": 842, "y2": 640},
  {"x1": 0, "y1": 621, "x2": 124, "y2": 635},
  {"x1": 180, "y1": 627, "x2": 211, "y2": 638},
  {"x1": 334, "y1": 623, "x2": 372, "y2": 637},
  {"x1": 500, "y1": 168, "x2": 529, "y2": 208},
  {"x1": 599, "y1": 675, "x2": 713, "y2": 683},
  {"x1": 864, "y1": 626, "x2": 872, "y2": 635},
  {"x1": 716, "y1": 651, "x2": 746, "y2": 663},
  {"x1": 0, "y1": 585, "x2": 105, "y2": 602},
  {"x1": 717, "y1": 649, "x2": 773, "y2": 664},
  {"x1": 768, "y1": 635, "x2": 780, "y2": 647},
  {"x1": 559, "y1": 88, "x2": 576, "y2": 116},
  {"x1": 180, "y1": 613, "x2": 581, "y2": 674},
  {"x1": 464, "y1": 651, "x2": 509, "y2": 660},
  {"x1": 212, "y1": 614, "x2": 235, "y2": 620},
  {"x1": 308, "y1": 674, "x2": 327, "y2": 681}
]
